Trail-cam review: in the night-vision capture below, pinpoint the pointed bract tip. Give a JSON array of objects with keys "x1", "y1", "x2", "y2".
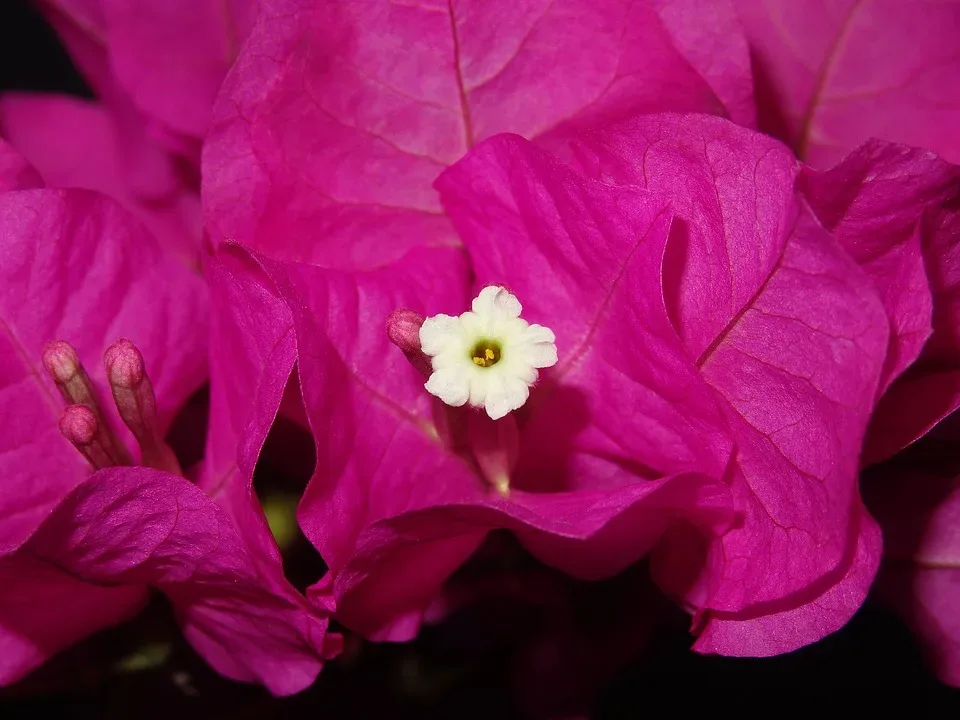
[
  {"x1": 42, "y1": 340, "x2": 81, "y2": 383},
  {"x1": 104, "y1": 338, "x2": 145, "y2": 388}
]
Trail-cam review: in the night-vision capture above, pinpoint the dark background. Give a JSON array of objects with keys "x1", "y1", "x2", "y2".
[{"x1": 1, "y1": 0, "x2": 958, "y2": 716}]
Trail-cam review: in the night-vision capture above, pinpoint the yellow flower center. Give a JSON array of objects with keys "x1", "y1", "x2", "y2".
[{"x1": 471, "y1": 340, "x2": 501, "y2": 367}]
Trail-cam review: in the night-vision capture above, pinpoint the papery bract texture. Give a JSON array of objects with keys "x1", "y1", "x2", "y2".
[
  {"x1": 4, "y1": 468, "x2": 326, "y2": 694},
  {"x1": 572, "y1": 113, "x2": 889, "y2": 653},
  {"x1": 800, "y1": 142, "x2": 960, "y2": 464},
  {"x1": 733, "y1": 0, "x2": 960, "y2": 167},
  {"x1": 203, "y1": 0, "x2": 753, "y2": 264},
  {"x1": 0, "y1": 187, "x2": 206, "y2": 551},
  {"x1": 262, "y1": 136, "x2": 734, "y2": 639},
  {"x1": 201, "y1": 0, "x2": 754, "y2": 639},
  {"x1": 0, "y1": 184, "x2": 206, "y2": 682},
  {"x1": 435, "y1": 135, "x2": 733, "y2": 490},
  {"x1": 0, "y1": 183, "x2": 332, "y2": 691}
]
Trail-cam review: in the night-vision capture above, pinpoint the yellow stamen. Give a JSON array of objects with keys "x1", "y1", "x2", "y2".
[{"x1": 470, "y1": 341, "x2": 501, "y2": 367}]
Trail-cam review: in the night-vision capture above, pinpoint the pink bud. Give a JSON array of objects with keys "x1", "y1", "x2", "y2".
[
  {"x1": 104, "y1": 339, "x2": 181, "y2": 475},
  {"x1": 59, "y1": 404, "x2": 97, "y2": 445},
  {"x1": 58, "y1": 405, "x2": 113, "y2": 469},
  {"x1": 43, "y1": 340, "x2": 131, "y2": 467},
  {"x1": 42, "y1": 340, "x2": 97, "y2": 410},
  {"x1": 386, "y1": 308, "x2": 431, "y2": 378},
  {"x1": 42, "y1": 340, "x2": 82, "y2": 384},
  {"x1": 103, "y1": 338, "x2": 145, "y2": 388}
]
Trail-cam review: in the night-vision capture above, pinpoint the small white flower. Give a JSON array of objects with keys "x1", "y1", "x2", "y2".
[{"x1": 419, "y1": 286, "x2": 558, "y2": 420}]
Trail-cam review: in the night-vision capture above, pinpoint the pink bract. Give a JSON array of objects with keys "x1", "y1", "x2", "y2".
[
  {"x1": 195, "y1": 244, "x2": 341, "y2": 680},
  {"x1": 800, "y1": 142, "x2": 960, "y2": 464},
  {"x1": 0, "y1": 0, "x2": 256, "y2": 266},
  {"x1": 201, "y1": 0, "x2": 891, "y2": 659},
  {"x1": 97, "y1": 0, "x2": 257, "y2": 142},
  {"x1": 1, "y1": 468, "x2": 326, "y2": 694},
  {"x1": 237, "y1": 116, "x2": 886, "y2": 654},
  {"x1": 199, "y1": 0, "x2": 758, "y2": 607},
  {"x1": 733, "y1": 0, "x2": 960, "y2": 168},
  {"x1": 266, "y1": 162, "x2": 728, "y2": 639},
  {"x1": 38, "y1": 0, "x2": 256, "y2": 150},
  {"x1": 463, "y1": 116, "x2": 888, "y2": 653},
  {"x1": 0, "y1": 93, "x2": 201, "y2": 267},
  {"x1": 203, "y1": 0, "x2": 754, "y2": 264},
  {"x1": 0, "y1": 147, "x2": 331, "y2": 693}
]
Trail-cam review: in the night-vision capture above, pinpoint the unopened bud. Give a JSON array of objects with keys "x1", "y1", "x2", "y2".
[
  {"x1": 104, "y1": 339, "x2": 145, "y2": 388},
  {"x1": 42, "y1": 341, "x2": 82, "y2": 386},
  {"x1": 59, "y1": 405, "x2": 114, "y2": 469},
  {"x1": 104, "y1": 339, "x2": 181, "y2": 475},
  {"x1": 44, "y1": 340, "x2": 130, "y2": 466},
  {"x1": 386, "y1": 308, "x2": 432, "y2": 378}
]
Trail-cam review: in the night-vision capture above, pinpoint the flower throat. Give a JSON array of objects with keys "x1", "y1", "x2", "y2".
[{"x1": 471, "y1": 340, "x2": 502, "y2": 367}]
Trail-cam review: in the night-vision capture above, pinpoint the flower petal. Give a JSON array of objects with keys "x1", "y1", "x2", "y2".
[
  {"x1": 425, "y1": 366, "x2": 471, "y2": 408},
  {"x1": 420, "y1": 313, "x2": 465, "y2": 357}
]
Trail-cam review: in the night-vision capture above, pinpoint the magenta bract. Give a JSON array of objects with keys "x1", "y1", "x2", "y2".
[{"x1": 733, "y1": 0, "x2": 960, "y2": 167}]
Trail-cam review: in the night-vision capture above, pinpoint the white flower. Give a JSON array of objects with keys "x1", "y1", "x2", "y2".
[{"x1": 419, "y1": 286, "x2": 558, "y2": 420}]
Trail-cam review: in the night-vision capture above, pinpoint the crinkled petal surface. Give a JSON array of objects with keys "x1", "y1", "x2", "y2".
[
  {"x1": 0, "y1": 93, "x2": 202, "y2": 267},
  {"x1": 734, "y1": 0, "x2": 960, "y2": 167},
  {"x1": 280, "y1": 136, "x2": 731, "y2": 638},
  {"x1": 435, "y1": 134, "x2": 732, "y2": 488},
  {"x1": 203, "y1": 0, "x2": 753, "y2": 265},
  {"x1": 800, "y1": 141, "x2": 960, "y2": 464},
  {"x1": 16, "y1": 467, "x2": 327, "y2": 695},
  {"x1": 867, "y1": 469, "x2": 960, "y2": 687},
  {"x1": 0, "y1": 188, "x2": 207, "y2": 550},
  {"x1": 573, "y1": 114, "x2": 888, "y2": 645},
  {"x1": 692, "y1": 506, "x2": 882, "y2": 655},
  {"x1": 575, "y1": 113, "x2": 800, "y2": 361},
  {"x1": 651, "y1": 0, "x2": 756, "y2": 128}
]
